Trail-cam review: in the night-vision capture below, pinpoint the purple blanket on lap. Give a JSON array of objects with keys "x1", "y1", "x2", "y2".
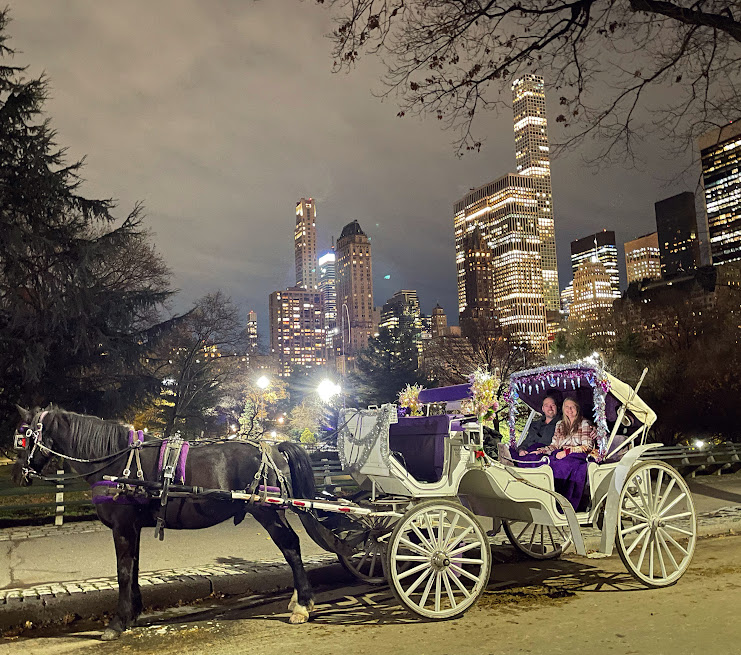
[{"x1": 515, "y1": 448, "x2": 589, "y2": 510}]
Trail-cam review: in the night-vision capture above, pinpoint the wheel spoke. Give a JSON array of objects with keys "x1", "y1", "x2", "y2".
[
  {"x1": 448, "y1": 562, "x2": 483, "y2": 583},
  {"x1": 655, "y1": 530, "x2": 668, "y2": 578},
  {"x1": 442, "y1": 512, "x2": 460, "y2": 551},
  {"x1": 424, "y1": 513, "x2": 438, "y2": 549},
  {"x1": 620, "y1": 508, "x2": 650, "y2": 523},
  {"x1": 635, "y1": 527, "x2": 652, "y2": 571},
  {"x1": 446, "y1": 567, "x2": 471, "y2": 598},
  {"x1": 658, "y1": 526, "x2": 690, "y2": 557},
  {"x1": 655, "y1": 477, "x2": 676, "y2": 514},
  {"x1": 658, "y1": 492, "x2": 686, "y2": 518},
  {"x1": 410, "y1": 523, "x2": 435, "y2": 552},
  {"x1": 368, "y1": 550, "x2": 378, "y2": 578},
  {"x1": 624, "y1": 492, "x2": 650, "y2": 518},
  {"x1": 625, "y1": 525, "x2": 650, "y2": 557},
  {"x1": 661, "y1": 510, "x2": 692, "y2": 522},
  {"x1": 404, "y1": 566, "x2": 432, "y2": 596},
  {"x1": 547, "y1": 527, "x2": 557, "y2": 551},
  {"x1": 663, "y1": 523, "x2": 694, "y2": 537},
  {"x1": 621, "y1": 520, "x2": 650, "y2": 537},
  {"x1": 419, "y1": 569, "x2": 437, "y2": 608},
  {"x1": 438, "y1": 510, "x2": 445, "y2": 549},
  {"x1": 516, "y1": 522, "x2": 531, "y2": 541},
  {"x1": 442, "y1": 568, "x2": 458, "y2": 609},
  {"x1": 657, "y1": 528, "x2": 680, "y2": 572},
  {"x1": 434, "y1": 571, "x2": 442, "y2": 613},
  {"x1": 452, "y1": 557, "x2": 484, "y2": 565},
  {"x1": 448, "y1": 541, "x2": 481, "y2": 557},
  {"x1": 395, "y1": 554, "x2": 431, "y2": 562},
  {"x1": 397, "y1": 561, "x2": 431, "y2": 581},
  {"x1": 652, "y1": 469, "x2": 664, "y2": 513},
  {"x1": 399, "y1": 536, "x2": 431, "y2": 557}
]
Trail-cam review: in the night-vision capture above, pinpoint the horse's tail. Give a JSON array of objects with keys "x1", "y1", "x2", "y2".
[
  {"x1": 277, "y1": 441, "x2": 316, "y2": 500},
  {"x1": 277, "y1": 442, "x2": 354, "y2": 558}
]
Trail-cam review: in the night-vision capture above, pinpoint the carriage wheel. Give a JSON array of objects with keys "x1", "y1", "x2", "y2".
[
  {"x1": 337, "y1": 513, "x2": 397, "y2": 584},
  {"x1": 386, "y1": 499, "x2": 491, "y2": 620},
  {"x1": 615, "y1": 461, "x2": 697, "y2": 587},
  {"x1": 503, "y1": 520, "x2": 572, "y2": 560}
]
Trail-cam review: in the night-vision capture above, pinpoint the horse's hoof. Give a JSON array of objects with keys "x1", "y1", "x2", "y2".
[
  {"x1": 289, "y1": 610, "x2": 309, "y2": 624},
  {"x1": 100, "y1": 628, "x2": 121, "y2": 641}
]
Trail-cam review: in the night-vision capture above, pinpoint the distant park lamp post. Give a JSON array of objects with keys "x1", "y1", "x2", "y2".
[{"x1": 317, "y1": 379, "x2": 341, "y2": 404}]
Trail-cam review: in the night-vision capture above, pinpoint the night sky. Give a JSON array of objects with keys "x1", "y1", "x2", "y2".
[{"x1": 10, "y1": 1, "x2": 699, "y2": 335}]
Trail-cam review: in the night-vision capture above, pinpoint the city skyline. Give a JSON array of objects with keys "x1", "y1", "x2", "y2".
[{"x1": 9, "y1": 2, "x2": 725, "y2": 335}]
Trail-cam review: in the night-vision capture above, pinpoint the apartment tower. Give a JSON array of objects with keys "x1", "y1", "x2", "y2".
[
  {"x1": 268, "y1": 287, "x2": 324, "y2": 376},
  {"x1": 335, "y1": 220, "x2": 374, "y2": 356},
  {"x1": 570, "y1": 230, "x2": 621, "y2": 299},
  {"x1": 700, "y1": 120, "x2": 741, "y2": 265},
  {"x1": 625, "y1": 232, "x2": 661, "y2": 284},
  {"x1": 655, "y1": 192, "x2": 701, "y2": 278},
  {"x1": 295, "y1": 198, "x2": 318, "y2": 290},
  {"x1": 512, "y1": 74, "x2": 559, "y2": 311}
]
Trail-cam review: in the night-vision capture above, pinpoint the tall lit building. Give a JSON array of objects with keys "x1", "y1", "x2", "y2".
[
  {"x1": 431, "y1": 303, "x2": 448, "y2": 338},
  {"x1": 268, "y1": 287, "x2": 324, "y2": 376},
  {"x1": 379, "y1": 290, "x2": 422, "y2": 350},
  {"x1": 560, "y1": 283, "x2": 573, "y2": 319},
  {"x1": 454, "y1": 175, "x2": 547, "y2": 352},
  {"x1": 454, "y1": 74, "x2": 559, "y2": 353},
  {"x1": 295, "y1": 198, "x2": 318, "y2": 290},
  {"x1": 512, "y1": 74, "x2": 559, "y2": 311},
  {"x1": 570, "y1": 230, "x2": 620, "y2": 299},
  {"x1": 318, "y1": 251, "x2": 336, "y2": 350},
  {"x1": 460, "y1": 227, "x2": 496, "y2": 322},
  {"x1": 335, "y1": 220, "x2": 374, "y2": 356},
  {"x1": 625, "y1": 232, "x2": 661, "y2": 284},
  {"x1": 700, "y1": 120, "x2": 741, "y2": 265},
  {"x1": 570, "y1": 260, "x2": 615, "y2": 341},
  {"x1": 246, "y1": 310, "x2": 258, "y2": 352},
  {"x1": 655, "y1": 192, "x2": 701, "y2": 278}
]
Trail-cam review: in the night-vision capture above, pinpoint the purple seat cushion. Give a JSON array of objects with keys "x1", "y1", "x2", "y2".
[{"x1": 389, "y1": 416, "x2": 449, "y2": 483}]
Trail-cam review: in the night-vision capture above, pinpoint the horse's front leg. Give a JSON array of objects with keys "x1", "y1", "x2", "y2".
[
  {"x1": 254, "y1": 509, "x2": 314, "y2": 624},
  {"x1": 101, "y1": 508, "x2": 143, "y2": 640}
]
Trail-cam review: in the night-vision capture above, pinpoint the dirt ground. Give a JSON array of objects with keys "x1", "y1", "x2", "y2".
[{"x1": 4, "y1": 533, "x2": 741, "y2": 655}]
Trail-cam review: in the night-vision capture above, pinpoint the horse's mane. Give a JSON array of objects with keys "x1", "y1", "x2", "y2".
[{"x1": 47, "y1": 408, "x2": 130, "y2": 460}]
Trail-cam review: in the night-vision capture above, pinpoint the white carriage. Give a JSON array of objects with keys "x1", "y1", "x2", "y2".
[{"x1": 335, "y1": 364, "x2": 697, "y2": 619}]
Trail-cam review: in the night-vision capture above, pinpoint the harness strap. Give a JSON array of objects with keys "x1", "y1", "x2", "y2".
[{"x1": 122, "y1": 430, "x2": 145, "y2": 479}]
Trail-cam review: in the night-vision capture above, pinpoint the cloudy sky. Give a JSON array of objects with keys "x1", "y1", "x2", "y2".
[{"x1": 9, "y1": 1, "x2": 699, "y2": 334}]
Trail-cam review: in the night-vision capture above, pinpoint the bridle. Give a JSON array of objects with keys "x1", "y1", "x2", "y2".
[{"x1": 15, "y1": 410, "x2": 137, "y2": 483}]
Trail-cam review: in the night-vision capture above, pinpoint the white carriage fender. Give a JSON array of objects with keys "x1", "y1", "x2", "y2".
[
  {"x1": 504, "y1": 473, "x2": 587, "y2": 556},
  {"x1": 598, "y1": 443, "x2": 664, "y2": 556}
]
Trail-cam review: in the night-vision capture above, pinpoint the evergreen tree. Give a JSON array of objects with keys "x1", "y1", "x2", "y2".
[
  {"x1": 0, "y1": 10, "x2": 175, "y2": 441},
  {"x1": 349, "y1": 325, "x2": 428, "y2": 406}
]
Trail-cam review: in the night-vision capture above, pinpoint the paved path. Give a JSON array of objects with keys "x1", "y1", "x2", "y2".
[{"x1": 1, "y1": 472, "x2": 741, "y2": 633}]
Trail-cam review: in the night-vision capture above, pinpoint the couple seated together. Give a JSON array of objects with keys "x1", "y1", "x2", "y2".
[{"x1": 509, "y1": 394, "x2": 596, "y2": 511}]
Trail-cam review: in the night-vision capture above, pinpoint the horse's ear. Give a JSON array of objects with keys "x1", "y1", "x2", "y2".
[{"x1": 16, "y1": 405, "x2": 32, "y2": 423}]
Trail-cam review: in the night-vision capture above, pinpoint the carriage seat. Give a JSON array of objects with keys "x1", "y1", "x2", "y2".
[{"x1": 388, "y1": 415, "x2": 449, "y2": 483}]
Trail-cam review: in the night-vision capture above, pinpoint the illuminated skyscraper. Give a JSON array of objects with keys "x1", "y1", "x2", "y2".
[
  {"x1": 512, "y1": 74, "x2": 559, "y2": 311},
  {"x1": 246, "y1": 310, "x2": 258, "y2": 352},
  {"x1": 335, "y1": 221, "x2": 374, "y2": 357},
  {"x1": 570, "y1": 260, "x2": 615, "y2": 342},
  {"x1": 268, "y1": 287, "x2": 324, "y2": 376},
  {"x1": 318, "y1": 251, "x2": 336, "y2": 350},
  {"x1": 295, "y1": 198, "x2": 318, "y2": 290},
  {"x1": 431, "y1": 303, "x2": 448, "y2": 338},
  {"x1": 700, "y1": 120, "x2": 741, "y2": 265},
  {"x1": 570, "y1": 231, "x2": 620, "y2": 299},
  {"x1": 379, "y1": 289, "x2": 422, "y2": 350},
  {"x1": 625, "y1": 232, "x2": 661, "y2": 284},
  {"x1": 460, "y1": 227, "x2": 496, "y2": 323},
  {"x1": 655, "y1": 192, "x2": 701, "y2": 278},
  {"x1": 454, "y1": 174, "x2": 547, "y2": 353}
]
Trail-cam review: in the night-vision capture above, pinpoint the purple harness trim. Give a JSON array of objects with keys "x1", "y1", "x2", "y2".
[
  {"x1": 91, "y1": 480, "x2": 150, "y2": 505},
  {"x1": 128, "y1": 429, "x2": 144, "y2": 446},
  {"x1": 258, "y1": 485, "x2": 281, "y2": 494},
  {"x1": 158, "y1": 440, "x2": 190, "y2": 484}
]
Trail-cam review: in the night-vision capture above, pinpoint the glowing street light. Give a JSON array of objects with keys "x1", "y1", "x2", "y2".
[
  {"x1": 317, "y1": 379, "x2": 341, "y2": 403},
  {"x1": 256, "y1": 375, "x2": 270, "y2": 390}
]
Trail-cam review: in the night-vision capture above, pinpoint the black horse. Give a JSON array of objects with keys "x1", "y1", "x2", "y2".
[{"x1": 12, "y1": 406, "x2": 325, "y2": 640}]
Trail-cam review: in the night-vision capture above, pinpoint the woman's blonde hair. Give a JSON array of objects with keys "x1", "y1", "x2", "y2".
[{"x1": 562, "y1": 397, "x2": 584, "y2": 436}]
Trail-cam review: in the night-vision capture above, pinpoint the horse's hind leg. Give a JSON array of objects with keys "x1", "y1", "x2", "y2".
[
  {"x1": 254, "y1": 509, "x2": 314, "y2": 624},
  {"x1": 101, "y1": 508, "x2": 143, "y2": 640}
]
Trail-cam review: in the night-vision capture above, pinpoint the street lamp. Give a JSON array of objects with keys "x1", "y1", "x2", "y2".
[{"x1": 317, "y1": 379, "x2": 341, "y2": 403}]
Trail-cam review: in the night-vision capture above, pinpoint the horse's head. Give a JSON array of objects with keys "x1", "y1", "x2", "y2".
[{"x1": 12, "y1": 406, "x2": 55, "y2": 486}]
